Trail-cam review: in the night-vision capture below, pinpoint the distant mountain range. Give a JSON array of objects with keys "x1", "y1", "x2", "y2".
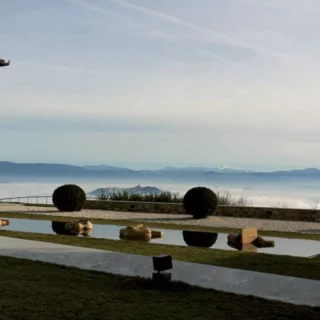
[{"x1": 0, "y1": 161, "x2": 320, "y2": 182}]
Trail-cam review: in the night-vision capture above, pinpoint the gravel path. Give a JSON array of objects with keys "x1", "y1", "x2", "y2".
[{"x1": 1, "y1": 203, "x2": 320, "y2": 234}]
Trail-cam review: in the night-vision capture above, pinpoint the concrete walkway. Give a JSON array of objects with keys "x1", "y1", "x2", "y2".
[{"x1": 0, "y1": 236, "x2": 319, "y2": 307}]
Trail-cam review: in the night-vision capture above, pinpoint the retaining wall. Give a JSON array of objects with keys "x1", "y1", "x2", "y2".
[{"x1": 84, "y1": 200, "x2": 320, "y2": 222}]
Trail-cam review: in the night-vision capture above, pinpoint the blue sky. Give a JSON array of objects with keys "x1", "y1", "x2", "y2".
[{"x1": 1, "y1": 0, "x2": 320, "y2": 170}]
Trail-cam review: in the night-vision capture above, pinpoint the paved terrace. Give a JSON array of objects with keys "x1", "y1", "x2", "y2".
[
  {"x1": 0, "y1": 203, "x2": 319, "y2": 233},
  {"x1": 0, "y1": 236, "x2": 319, "y2": 307}
]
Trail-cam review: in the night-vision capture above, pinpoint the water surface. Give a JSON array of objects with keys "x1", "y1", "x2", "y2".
[{"x1": 1, "y1": 218, "x2": 319, "y2": 258}]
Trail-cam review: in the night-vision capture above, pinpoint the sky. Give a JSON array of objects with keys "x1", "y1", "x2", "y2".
[{"x1": 1, "y1": 0, "x2": 320, "y2": 170}]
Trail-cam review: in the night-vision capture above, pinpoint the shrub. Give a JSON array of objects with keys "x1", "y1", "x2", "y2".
[
  {"x1": 52, "y1": 184, "x2": 86, "y2": 212},
  {"x1": 96, "y1": 189, "x2": 251, "y2": 206},
  {"x1": 97, "y1": 191, "x2": 184, "y2": 203},
  {"x1": 183, "y1": 186, "x2": 218, "y2": 219}
]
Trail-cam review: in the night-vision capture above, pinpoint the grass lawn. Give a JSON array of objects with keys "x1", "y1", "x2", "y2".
[
  {"x1": 1, "y1": 211, "x2": 320, "y2": 241},
  {"x1": 0, "y1": 229, "x2": 319, "y2": 281},
  {"x1": 0, "y1": 255, "x2": 319, "y2": 320}
]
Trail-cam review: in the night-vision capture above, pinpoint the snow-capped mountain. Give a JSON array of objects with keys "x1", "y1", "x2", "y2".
[
  {"x1": 159, "y1": 166, "x2": 213, "y2": 172},
  {"x1": 158, "y1": 165, "x2": 253, "y2": 173},
  {"x1": 215, "y1": 165, "x2": 253, "y2": 173},
  {"x1": 81, "y1": 164, "x2": 133, "y2": 172},
  {"x1": 82, "y1": 164, "x2": 253, "y2": 173}
]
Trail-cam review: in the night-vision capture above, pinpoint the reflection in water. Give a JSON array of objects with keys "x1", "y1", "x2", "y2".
[
  {"x1": 227, "y1": 232, "x2": 275, "y2": 252},
  {"x1": 119, "y1": 224, "x2": 164, "y2": 241},
  {"x1": 119, "y1": 234, "x2": 151, "y2": 242},
  {"x1": 182, "y1": 230, "x2": 218, "y2": 248},
  {"x1": 1, "y1": 217, "x2": 317, "y2": 258},
  {"x1": 227, "y1": 233, "x2": 242, "y2": 250},
  {"x1": 51, "y1": 220, "x2": 93, "y2": 237},
  {"x1": 0, "y1": 219, "x2": 10, "y2": 227},
  {"x1": 227, "y1": 235, "x2": 257, "y2": 252},
  {"x1": 251, "y1": 236, "x2": 275, "y2": 248}
]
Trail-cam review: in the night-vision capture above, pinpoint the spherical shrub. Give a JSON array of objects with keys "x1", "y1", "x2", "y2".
[
  {"x1": 183, "y1": 186, "x2": 217, "y2": 219},
  {"x1": 52, "y1": 184, "x2": 86, "y2": 212}
]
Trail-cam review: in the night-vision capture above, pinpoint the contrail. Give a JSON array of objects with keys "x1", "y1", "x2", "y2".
[
  {"x1": 151, "y1": 30, "x2": 231, "y2": 62},
  {"x1": 66, "y1": 0, "x2": 231, "y2": 61},
  {"x1": 66, "y1": 0, "x2": 138, "y2": 26},
  {"x1": 110, "y1": 0, "x2": 248, "y2": 48},
  {"x1": 110, "y1": 0, "x2": 286, "y2": 60}
]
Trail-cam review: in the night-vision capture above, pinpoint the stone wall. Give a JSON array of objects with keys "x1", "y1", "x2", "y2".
[
  {"x1": 84, "y1": 200, "x2": 320, "y2": 222},
  {"x1": 215, "y1": 206, "x2": 320, "y2": 222},
  {"x1": 84, "y1": 200, "x2": 184, "y2": 214}
]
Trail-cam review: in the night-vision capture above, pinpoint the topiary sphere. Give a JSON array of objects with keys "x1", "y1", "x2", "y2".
[
  {"x1": 183, "y1": 186, "x2": 218, "y2": 219},
  {"x1": 52, "y1": 184, "x2": 86, "y2": 212}
]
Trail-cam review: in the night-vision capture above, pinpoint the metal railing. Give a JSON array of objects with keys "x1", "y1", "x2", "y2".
[{"x1": 0, "y1": 196, "x2": 98, "y2": 205}]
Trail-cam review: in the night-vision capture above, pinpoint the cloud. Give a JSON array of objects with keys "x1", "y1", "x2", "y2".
[
  {"x1": 238, "y1": 0, "x2": 291, "y2": 9},
  {"x1": 1, "y1": 113, "x2": 320, "y2": 145},
  {"x1": 13, "y1": 61, "x2": 125, "y2": 77},
  {"x1": 239, "y1": 0, "x2": 319, "y2": 12},
  {"x1": 0, "y1": 114, "x2": 188, "y2": 134},
  {"x1": 245, "y1": 195, "x2": 315, "y2": 209}
]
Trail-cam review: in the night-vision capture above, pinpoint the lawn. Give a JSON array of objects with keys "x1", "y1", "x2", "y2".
[
  {"x1": 0, "y1": 255, "x2": 319, "y2": 320},
  {"x1": 0, "y1": 229, "x2": 319, "y2": 281},
  {"x1": 0, "y1": 210, "x2": 319, "y2": 281}
]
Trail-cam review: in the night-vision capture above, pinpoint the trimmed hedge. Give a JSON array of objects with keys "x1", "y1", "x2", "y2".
[
  {"x1": 183, "y1": 186, "x2": 218, "y2": 219},
  {"x1": 52, "y1": 184, "x2": 86, "y2": 212}
]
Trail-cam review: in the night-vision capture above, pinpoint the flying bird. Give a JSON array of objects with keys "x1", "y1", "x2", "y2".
[{"x1": 0, "y1": 58, "x2": 10, "y2": 67}]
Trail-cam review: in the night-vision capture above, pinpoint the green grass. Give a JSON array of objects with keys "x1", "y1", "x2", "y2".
[
  {"x1": 1, "y1": 211, "x2": 319, "y2": 241},
  {"x1": 0, "y1": 255, "x2": 319, "y2": 320},
  {"x1": 1, "y1": 229, "x2": 319, "y2": 281}
]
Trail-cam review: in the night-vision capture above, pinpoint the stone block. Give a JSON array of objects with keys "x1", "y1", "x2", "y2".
[
  {"x1": 153, "y1": 254, "x2": 173, "y2": 272},
  {"x1": 241, "y1": 227, "x2": 258, "y2": 244}
]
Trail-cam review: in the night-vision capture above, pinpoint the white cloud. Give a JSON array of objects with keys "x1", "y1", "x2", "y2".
[
  {"x1": 239, "y1": 0, "x2": 319, "y2": 12},
  {"x1": 14, "y1": 61, "x2": 125, "y2": 77}
]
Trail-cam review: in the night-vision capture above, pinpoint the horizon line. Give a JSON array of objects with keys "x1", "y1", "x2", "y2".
[{"x1": 0, "y1": 160, "x2": 319, "y2": 173}]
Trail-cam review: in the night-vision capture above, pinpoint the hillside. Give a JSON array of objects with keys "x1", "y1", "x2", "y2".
[{"x1": 87, "y1": 185, "x2": 169, "y2": 197}]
